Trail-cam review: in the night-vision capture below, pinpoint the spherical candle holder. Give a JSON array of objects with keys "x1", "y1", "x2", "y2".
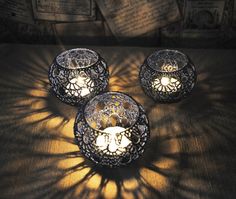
[
  {"x1": 74, "y1": 92, "x2": 150, "y2": 167},
  {"x1": 139, "y1": 49, "x2": 197, "y2": 103},
  {"x1": 49, "y1": 48, "x2": 109, "y2": 105}
]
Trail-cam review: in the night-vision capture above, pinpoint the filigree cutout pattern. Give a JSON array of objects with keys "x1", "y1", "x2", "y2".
[
  {"x1": 74, "y1": 92, "x2": 150, "y2": 167},
  {"x1": 49, "y1": 48, "x2": 109, "y2": 105},
  {"x1": 140, "y1": 49, "x2": 197, "y2": 102}
]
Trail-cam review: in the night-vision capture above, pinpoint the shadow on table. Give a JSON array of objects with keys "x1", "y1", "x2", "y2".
[{"x1": 0, "y1": 48, "x2": 235, "y2": 199}]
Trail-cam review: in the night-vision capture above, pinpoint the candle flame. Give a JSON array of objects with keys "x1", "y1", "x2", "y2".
[{"x1": 96, "y1": 126, "x2": 131, "y2": 155}]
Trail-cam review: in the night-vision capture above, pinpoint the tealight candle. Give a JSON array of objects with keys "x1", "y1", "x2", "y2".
[
  {"x1": 65, "y1": 71, "x2": 93, "y2": 97},
  {"x1": 74, "y1": 92, "x2": 150, "y2": 167},
  {"x1": 96, "y1": 126, "x2": 131, "y2": 155},
  {"x1": 49, "y1": 48, "x2": 109, "y2": 105},
  {"x1": 139, "y1": 49, "x2": 197, "y2": 102},
  {"x1": 152, "y1": 76, "x2": 181, "y2": 93}
]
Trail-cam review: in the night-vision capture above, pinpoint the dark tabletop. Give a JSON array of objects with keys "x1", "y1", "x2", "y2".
[{"x1": 0, "y1": 44, "x2": 235, "y2": 199}]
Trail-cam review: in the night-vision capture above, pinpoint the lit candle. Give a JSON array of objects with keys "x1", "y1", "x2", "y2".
[
  {"x1": 96, "y1": 126, "x2": 131, "y2": 155},
  {"x1": 74, "y1": 91, "x2": 150, "y2": 166},
  {"x1": 65, "y1": 75, "x2": 93, "y2": 97},
  {"x1": 152, "y1": 63, "x2": 181, "y2": 93},
  {"x1": 152, "y1": 76, "x2": 181, "y2": 93},
  {"x1": 49, "y1": 48, "x2": 109, "y2": 105}
]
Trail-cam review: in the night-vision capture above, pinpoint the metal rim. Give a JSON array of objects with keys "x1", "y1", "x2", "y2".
[
  {"x1": 55, "y1": 48, "x2": 100, "y2": 70},
  {"x1": 146, "y1": 49, "x2": 189, "y2": 73},
  {"x1": 81, "y1": 91, "x2": 143, "y2": 134}
]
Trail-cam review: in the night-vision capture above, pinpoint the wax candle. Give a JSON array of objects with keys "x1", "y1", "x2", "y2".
[
  {"x1": 65, "y1": 75, "x2": 92, "y2": 97},
  {"x1": 96, "y1": 126, "x2": 131, "y2": 155}
]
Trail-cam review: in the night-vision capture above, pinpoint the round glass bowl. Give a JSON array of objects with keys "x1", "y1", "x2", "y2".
[
  {"x1": 49, "y1": 48, "x2": 109, "y2": 105},
  {"x1": 139, "y1": 49, "x2": 197, "y2": 103},
  {"x1": 74, "y1": 92, "x2": 150, "y2": 167}
]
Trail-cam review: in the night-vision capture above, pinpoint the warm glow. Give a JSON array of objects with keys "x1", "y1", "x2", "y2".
[
  {"x1": 160, "y1": 76, "x2": 170, "y2": 86},
  {"x1": 2, "y1": 50, "x2": 202, "y2": 199},
  {"x1": 140, "y1": 168, "x2": 168, "y2": 192},
  {"x1": 102, "y1": 180, "x2": 117, "y2": 199},
  {"x1": 65, "y1": 76, "x2": 92, "y2": 97},
  {"x1": 153, "y1": 76, "x2": 181, "y2": 92},
  {"x1": 96, "y1": 126, "x2": 131, "y2": 154},
  {"x1": 161, "y1": 64, "x2": 178, "y2": 72}
]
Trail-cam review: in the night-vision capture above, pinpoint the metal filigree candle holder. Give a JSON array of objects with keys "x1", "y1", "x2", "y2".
[
  {"x1": 74, "y1": 92, "x2": 150, "y2": 167},
  {"x1": 49, "y1": 48, "x2": 109, "y2": 105},
  {"x1": 139, "y1": 49, "x2": 197, "y2": 103}
]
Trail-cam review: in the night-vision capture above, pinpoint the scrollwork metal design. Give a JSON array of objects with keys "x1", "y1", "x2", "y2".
[
  {"x1": 74, "y1": 92, "x2": 150, "y2": 167},
  {"x1": 139, "y1": 49, "x2": 197, "y2": 103},
  {"x1": 49, "y1": 48, "x2": 109, "y2": 105}
]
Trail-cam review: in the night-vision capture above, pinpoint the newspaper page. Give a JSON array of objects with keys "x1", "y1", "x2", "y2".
[
  {"x1": 182, "y1": 0, "x2": 225, "y2": 39},
  {"x1": 183, "y1": 0, "x2": 225, "y2": 31},
  {"x1": 160, "y1": 0, "x2": 185, "y2": 38},
  {"x1": 32, "y1": 0, "x2": 95, "y2": 22},
  {"x1": 162, "y1": 0, "x2": 225, "y2": 39},
  {"x1": 0, "y1": 0, "x2": 34, "y2": 24},
  {"x1": 95, "y1": 0, "x2": 180, "y2": 38}
]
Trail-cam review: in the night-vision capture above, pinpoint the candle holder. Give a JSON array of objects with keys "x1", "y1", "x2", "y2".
[
  {"x1": 74, "y1": 92, "x2": 150, "y2": 167},
  {"x1": 139, "y1": 49, "x2": 197, "y2": 103},
  {"x1": 49, "y1": 48, "x2": 109, "y2": 105}
]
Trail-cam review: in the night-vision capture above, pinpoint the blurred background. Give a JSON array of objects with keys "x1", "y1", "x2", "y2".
[{"x1": 1, "y1": 0, "x2": 236, "y2": 48}]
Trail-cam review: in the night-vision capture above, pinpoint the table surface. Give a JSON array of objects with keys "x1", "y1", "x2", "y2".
[{"x1": 0, "y1": 44, "x2": 235, "y2": 199}]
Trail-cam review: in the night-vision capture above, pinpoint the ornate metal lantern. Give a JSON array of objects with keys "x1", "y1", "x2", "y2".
[
  {"x1": 49, "y1": 48, "x2": 109, "y2": 105},
  {"x1": 139, "y1": 49, "x2": 197, "y2": 103},
  {"x1": 74, "y1": 92, "x2": 150, "y2": 167}
]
